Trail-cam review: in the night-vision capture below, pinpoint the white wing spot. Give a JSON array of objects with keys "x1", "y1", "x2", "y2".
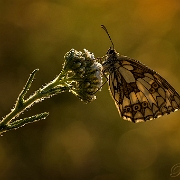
[
  {"x1": 144, "y1": 73, "x2": 154, "y2": 80},
  {"x1": 174, "y1": 96, "x2": 180, "y2": 104},
  {"x1": 137, "y1": 78, "x2": 151, "y2": 90},
  {"x1": 123, "y1": 116, "x2": 132, "y2": 121},
  {"x1": 119, "y1": 104, "x2": 123, "y2": 112},
  {"x1": 134, "y1": 111, "x2": 143, "y2": 120},
  {"x1": 129, "y1": 92, "x2": 139, "y2": 104},
  {"x1": 157, "y1": 114, "x2": 162, "y2": 118},
  {"x1": 158, "y1": 88, "x2": 166, "y2": 98},
  {"x1": 136, "y1": 119, "x2": 145, "y2": 123},
  {"x1": 172, "y1": 101, "x2": 178, "y2": 109},
  {"x1": 143, "y1": 76, "x2": 154, "y2": 85},
  {"x1": 157, "y1": 96, "x2": 165, "y2": 106},
  {"x1": 151, "y1": 92, "x2": 161, "y2": 100},
  {"x1": 136, "y1": 91, "x2": 148, "y2": 102},
  {"x1": 122, "y1": 61, "x2": 131, "y2": 65},
  {"x1": 161, "y1": 107, "x2": 168, "y2": 115},
  {"x1": 166, "y1": 98, "x2": 172, "y2": 107},
  {"x1": 123, "y1": 65, "x2": 133, "y2": 70},
  {"x1": 136, "y1": 81, "x2": 157, "y2": 106},
  {"x1": 144, "y1": 108, "x2": 153, "y2": 117},
  {"x1": 122, "y1": 97, "x2": 131, "y2": 108},
  {"x1": 119, "y1": 67, "x2": 135, "y2": 83},
  {"x1": 152, "y1": 104, "x2": 159, "y2": 114},
  {"x1": 114, "y1": 92, "x2": 120, "y2": 102},
  {"x1": 124, "y1": 112, "x2": 133, "y2": 119}
]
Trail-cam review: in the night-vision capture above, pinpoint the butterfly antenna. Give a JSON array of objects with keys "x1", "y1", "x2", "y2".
[{"x1": 101, "y1": 25, "x2": 114, "y2": 50}]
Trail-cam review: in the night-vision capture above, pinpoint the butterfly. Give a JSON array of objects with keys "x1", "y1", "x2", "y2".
[{"x1": 101, "y1": 25, "x2": 180, "y2": 123}]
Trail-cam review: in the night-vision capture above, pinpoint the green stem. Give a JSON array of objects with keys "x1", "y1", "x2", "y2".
[
  {"x1": 0, "y1": 70, "x2": 69, "y2": 130},
  {"x1": 0, "y1": 90, "x2": 43, "y2": 128}
]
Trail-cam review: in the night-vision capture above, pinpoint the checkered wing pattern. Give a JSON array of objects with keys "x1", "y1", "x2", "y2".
[{"x1": 102, "y1": 49, "x2": 180, "y2": 123}]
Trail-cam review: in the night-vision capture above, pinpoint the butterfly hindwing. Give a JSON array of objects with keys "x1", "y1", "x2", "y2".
[{"x1": 103, "y1": 50, "x2": 180, "y2": 123}]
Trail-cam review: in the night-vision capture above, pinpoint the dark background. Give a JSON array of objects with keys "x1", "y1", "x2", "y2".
[{"x1": 1, "y1": 0, "x2": 180, "y2": 179}]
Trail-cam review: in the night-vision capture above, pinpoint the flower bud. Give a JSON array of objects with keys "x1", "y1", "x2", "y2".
[{"x1": 63, "y1": 49, "x2": 103, "y2": 103}]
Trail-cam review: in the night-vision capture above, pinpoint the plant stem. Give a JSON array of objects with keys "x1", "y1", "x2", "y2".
[{"x1": 0, "y1": 70, "x2": 68, "y2": 130}]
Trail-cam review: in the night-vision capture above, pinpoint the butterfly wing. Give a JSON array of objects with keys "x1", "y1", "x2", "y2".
[{"x1": 107, "y1": 55, "x2": 180, "y2": 123}]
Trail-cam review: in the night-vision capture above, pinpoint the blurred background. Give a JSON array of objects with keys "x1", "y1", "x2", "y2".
[{"x1": 1, "y1": 0, "x2": 180, "y2": 179}]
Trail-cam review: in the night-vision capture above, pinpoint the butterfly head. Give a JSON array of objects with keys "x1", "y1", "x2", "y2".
[{"x1": 106, "y1": 47, "x2": 117, "y2": 56}]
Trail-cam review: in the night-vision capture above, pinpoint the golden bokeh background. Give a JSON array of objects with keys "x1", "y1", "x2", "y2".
[{"x1": 1, "y1": 0, "x2": 180, "y2": 179}]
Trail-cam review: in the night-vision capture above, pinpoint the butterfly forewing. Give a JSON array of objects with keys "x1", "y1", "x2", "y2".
[{"x1": 102, "y1": 49, "x2": 180, "y2": 123}]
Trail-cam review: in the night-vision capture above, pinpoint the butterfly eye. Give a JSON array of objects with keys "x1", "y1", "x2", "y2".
[
  {"x1": 133, "y1": 104, "x2": 141, "y2": 111},
  {"x1": 152, "y1": 82, "x2": 159, "y2": 89},
  {"x1": 142, "y1": 101, "x2": 148, "y2": 108}
]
